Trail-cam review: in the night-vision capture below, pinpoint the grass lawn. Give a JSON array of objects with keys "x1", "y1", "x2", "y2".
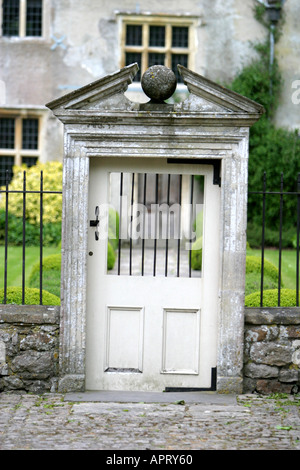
[
  {"x1": 248, "y1": 248, "x2": 299, "y2": 290},
  {"x1": 0, "y1": 245, "x2": 61, "y2": 289}
]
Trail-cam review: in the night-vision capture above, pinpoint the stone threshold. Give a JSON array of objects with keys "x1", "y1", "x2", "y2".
[{"x1": 64, "y1": 390, "x2": 237, "y2": 404}]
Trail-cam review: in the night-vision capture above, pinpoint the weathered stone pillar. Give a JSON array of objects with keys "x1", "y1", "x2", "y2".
[
  {"x1": 217, "y1": 136, "x2": 249, "y2": 393},
  {"x1": 58, "y1": 142, "x2": 89, "y2": 392}
]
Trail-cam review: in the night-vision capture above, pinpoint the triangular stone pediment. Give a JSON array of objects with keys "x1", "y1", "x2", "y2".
[
  {"x1": 46, "y1": 63, "x2": 139, "y2": 111},
  {"x1": 46, "y1": 63, "x2": 265, "y2": 118},
  {"x1": 176, "y1": 65, "x2": 265, "y2": 114}
]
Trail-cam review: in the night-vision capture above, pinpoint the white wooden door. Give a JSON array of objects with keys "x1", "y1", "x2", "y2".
[{"x1": 86, "y1": 158, "x2": 220, "y2": 392}]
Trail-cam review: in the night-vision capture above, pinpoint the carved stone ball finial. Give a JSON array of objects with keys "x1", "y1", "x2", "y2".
[{"x1": 141, "y1": 65, "x2": 177, "y2": 103}]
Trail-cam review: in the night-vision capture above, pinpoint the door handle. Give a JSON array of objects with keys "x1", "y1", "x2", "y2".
[{"x1": 90, "y1": 206, "x2": 99, "y2": 240}]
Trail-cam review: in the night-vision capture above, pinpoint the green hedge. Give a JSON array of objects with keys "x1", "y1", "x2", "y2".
[
  {"x1": 0, "y1": 162, "x2": 62, "y2": 225},
  {"x1": 0, "y1": 286, "x2": 60, "y2": 305},
  {"x1": 0, "y1": 209, "x2": 61, "y2": 246},
  {"x1": 191, "y1": 237, "x2": 202, "y2": 271},
  {"x1": 247, "y1": 222, "x2": 295, "y2": 249},
  {"x1": 245, "y1": 272, "x2": 278, "y2": 296},
  {"x1": 246, "y1": 255, "x2": 279, "y2": 282},
  {"x1": 108, "y1": 208, "x2": 119, "y2": 251},
  {"x1": 193, "y1": 212, "x2": 203, "y2": 240},
  {"x1": 0, "y1": 207, "x2": 119, "y2": 248},
  {"x1": 245, "y1": 289, "x2": 298, "y2": 307},
  {"x1": 29, "y1": 254, "x2": 61, "y2": 298},
  {"x1": 245, "y1": 255, "x2": 280, "y2": 296},
  {"x1": 29, "y1": 244, "x2": 116, "y2": 298},
  {"x1": 107, "y1": 242, "x2": 116, "y2": 270},
  {"x1": 227, "y1": 40, "x2": 300, "y2": 239}
]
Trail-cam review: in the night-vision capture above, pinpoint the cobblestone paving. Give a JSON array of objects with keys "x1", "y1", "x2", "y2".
[{"x1": 0, "y1": 393, "x2": 299, "y2": 451}]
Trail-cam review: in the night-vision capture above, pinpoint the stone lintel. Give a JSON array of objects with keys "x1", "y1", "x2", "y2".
[{"x1": 50, "y1": 109, "x2": 263, "y2": 128}]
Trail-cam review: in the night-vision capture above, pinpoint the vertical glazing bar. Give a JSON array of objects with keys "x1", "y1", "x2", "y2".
[
  {"x1": 4, "y1": 171, "x2": 9, "y2": 304},
  {"x1": 142, "y1": 173, "x2": 147, "y2": 276},
  {"x1": 153, "y1": 174, "x2": 159, "y2": 277},
  {"x1": 129, "y1": 173, "x2": 135, "y2": 275},
  {"x1": 189, "y1": 175, "x2": 194, "y2": 278},
  {"x1": 22, "y1": 171, "x2": 26, "y2": 305},
  {"x1": 118, "y1": 172, "x2": 123, "y2": 276},
  {"x1": 177, "y1": 174, "x2": 182, "y2": 277},
  {"x1": 165, "y1": 174, "x2": 171, "y2": 277},
  {"x1": 260, "y1": 172, "x2": 266, "y2": 307},
  {"x1": 296, "y1": 173, "x2": 300, "y2": 306},
  {"x1": 39, "y1": 171, "x2": 43, "y2": 305},
  {"x1": 278, "y1": 173, "x2": 284, "y2": 306}
]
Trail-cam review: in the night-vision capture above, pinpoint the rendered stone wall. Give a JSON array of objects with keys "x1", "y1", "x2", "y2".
[
  {"x1": 0, "y1": 305, "x2": 60, "y2": 394},
  {"x1": 244, "y1": 308, "x2": 300, "y2": 395}
]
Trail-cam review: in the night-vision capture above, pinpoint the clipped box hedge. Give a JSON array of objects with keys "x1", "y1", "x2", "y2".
[
  {"x1": 0, "y1": 286, "x2": 60, "y2": 305},
  {"x1": 29, "y1": 253, "x2": 61, "y2": 298},
  {"x1": 245, "y1": 288, "x2": 299, "y2": 307},
  {"x1": 28, "y1": 243, "x2": 116, "y2": 298}
]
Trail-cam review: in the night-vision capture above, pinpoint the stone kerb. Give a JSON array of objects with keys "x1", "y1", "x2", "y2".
[{"x1": 0, "y1": 305, "x2": 60, "y2": 393}]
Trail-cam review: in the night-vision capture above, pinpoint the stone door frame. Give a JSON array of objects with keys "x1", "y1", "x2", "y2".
[
  {"x1": 46, "y1": 64, "x2": 264, "y2": 394},
  {"x1": 56, "y1": 128, "x2": 249, "y2": 394}
]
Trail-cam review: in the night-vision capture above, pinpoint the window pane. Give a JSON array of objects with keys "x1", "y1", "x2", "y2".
[
  {"x1": 108, "y1": 172, "x2": 203, "y2": 278},
  {"x1": 22, "y1": 118, "x2": 39, "y2": 150},
  {"x1": 149, "y1": 26, "x2": 165, "y2": 47},
  {"x1": 148, "y1": 52, "x2": 165, "y2": 68},
  {"x1": 22, "y1": 156, "x2": 38, "y2": 168},
  {"x1": 172, "y1": 54, "x2": 188, "y2": 83},
  {"x1": 0, "y1": 156, "x2": 14, "y2": 185},
  {"x1": 126, "y1": 25, "x2": 142, "y2": 46},
  {"x1": 172, "y1": 27, "x2": 189, "y2": 48},
  {"x1": 125, "y1": 52, "x2": 141, "y2": 81},
  {"x1": 2, "y1": 0, "x2": 20, "y2": 36},
  {"x1": 26, "y1": 0, "x2": 42, "y2": 36},
  {"x1": 0, "y1": 118, "x2": 15, "y2": 149}
]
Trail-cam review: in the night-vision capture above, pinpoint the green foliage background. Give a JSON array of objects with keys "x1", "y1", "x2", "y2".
[
  {"x1": 0, "y1": 162, "x2": 62, "y2": 246},
  {"x1": 227, "y1": 11, "x2": 300, "y2": 247}
]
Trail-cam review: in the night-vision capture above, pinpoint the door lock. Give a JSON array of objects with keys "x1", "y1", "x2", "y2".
[{"x1": 90, "y1": 206, "x2": 99, "y2": 240}]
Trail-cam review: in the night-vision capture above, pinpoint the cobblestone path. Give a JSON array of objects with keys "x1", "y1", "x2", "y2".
[{"x1": 0, "y1": 393, "x2": 299, "y2": 451}]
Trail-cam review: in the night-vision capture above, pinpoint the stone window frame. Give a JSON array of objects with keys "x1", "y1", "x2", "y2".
[
  {"x1": 0, "y1": 0, "x2": 45, "y2": 39},
  {"x1": 0, "y1": 109, "x2": 43, "y2": 181},
  {"x1": 118, "y1": 14, "x2": 199, "y2": 83}
]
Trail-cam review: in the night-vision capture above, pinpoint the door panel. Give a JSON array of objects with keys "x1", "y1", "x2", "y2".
[{"x1": 86, "y1": 157, "x2": 220, "y2": 392}]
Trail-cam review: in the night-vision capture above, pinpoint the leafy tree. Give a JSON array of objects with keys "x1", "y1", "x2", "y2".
[
  {"x1": 0, "y1": 161, "x2": 62, "y2": 225},
  {"x1": 228, "y1": 40, "x2": 300, "y2": 247},
  {"x1": 0, "y1": 162, "x2": 62, "y2": 246}
]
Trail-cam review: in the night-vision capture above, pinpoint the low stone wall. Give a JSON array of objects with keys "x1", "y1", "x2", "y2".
[
  {"x1": 244, "y1": 308, "x2": 300, "y2": 395},
  {"x1": 1, "y1": 305, "x2": 300, "y2": 395},
  {"x1": 0, "y1": 305, "x2": 60, "y2": 394}
]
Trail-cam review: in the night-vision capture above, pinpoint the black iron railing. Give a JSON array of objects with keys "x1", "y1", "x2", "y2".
[
  {"x1": 0, "y1": 170, "x2": 62, "y2": 305},
  {"x1": 248, "y1": 172, "x2": 300, "y2": 307},
  {"x1": 1, "y1": 169, "x2": 300, "y2": 307}
]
